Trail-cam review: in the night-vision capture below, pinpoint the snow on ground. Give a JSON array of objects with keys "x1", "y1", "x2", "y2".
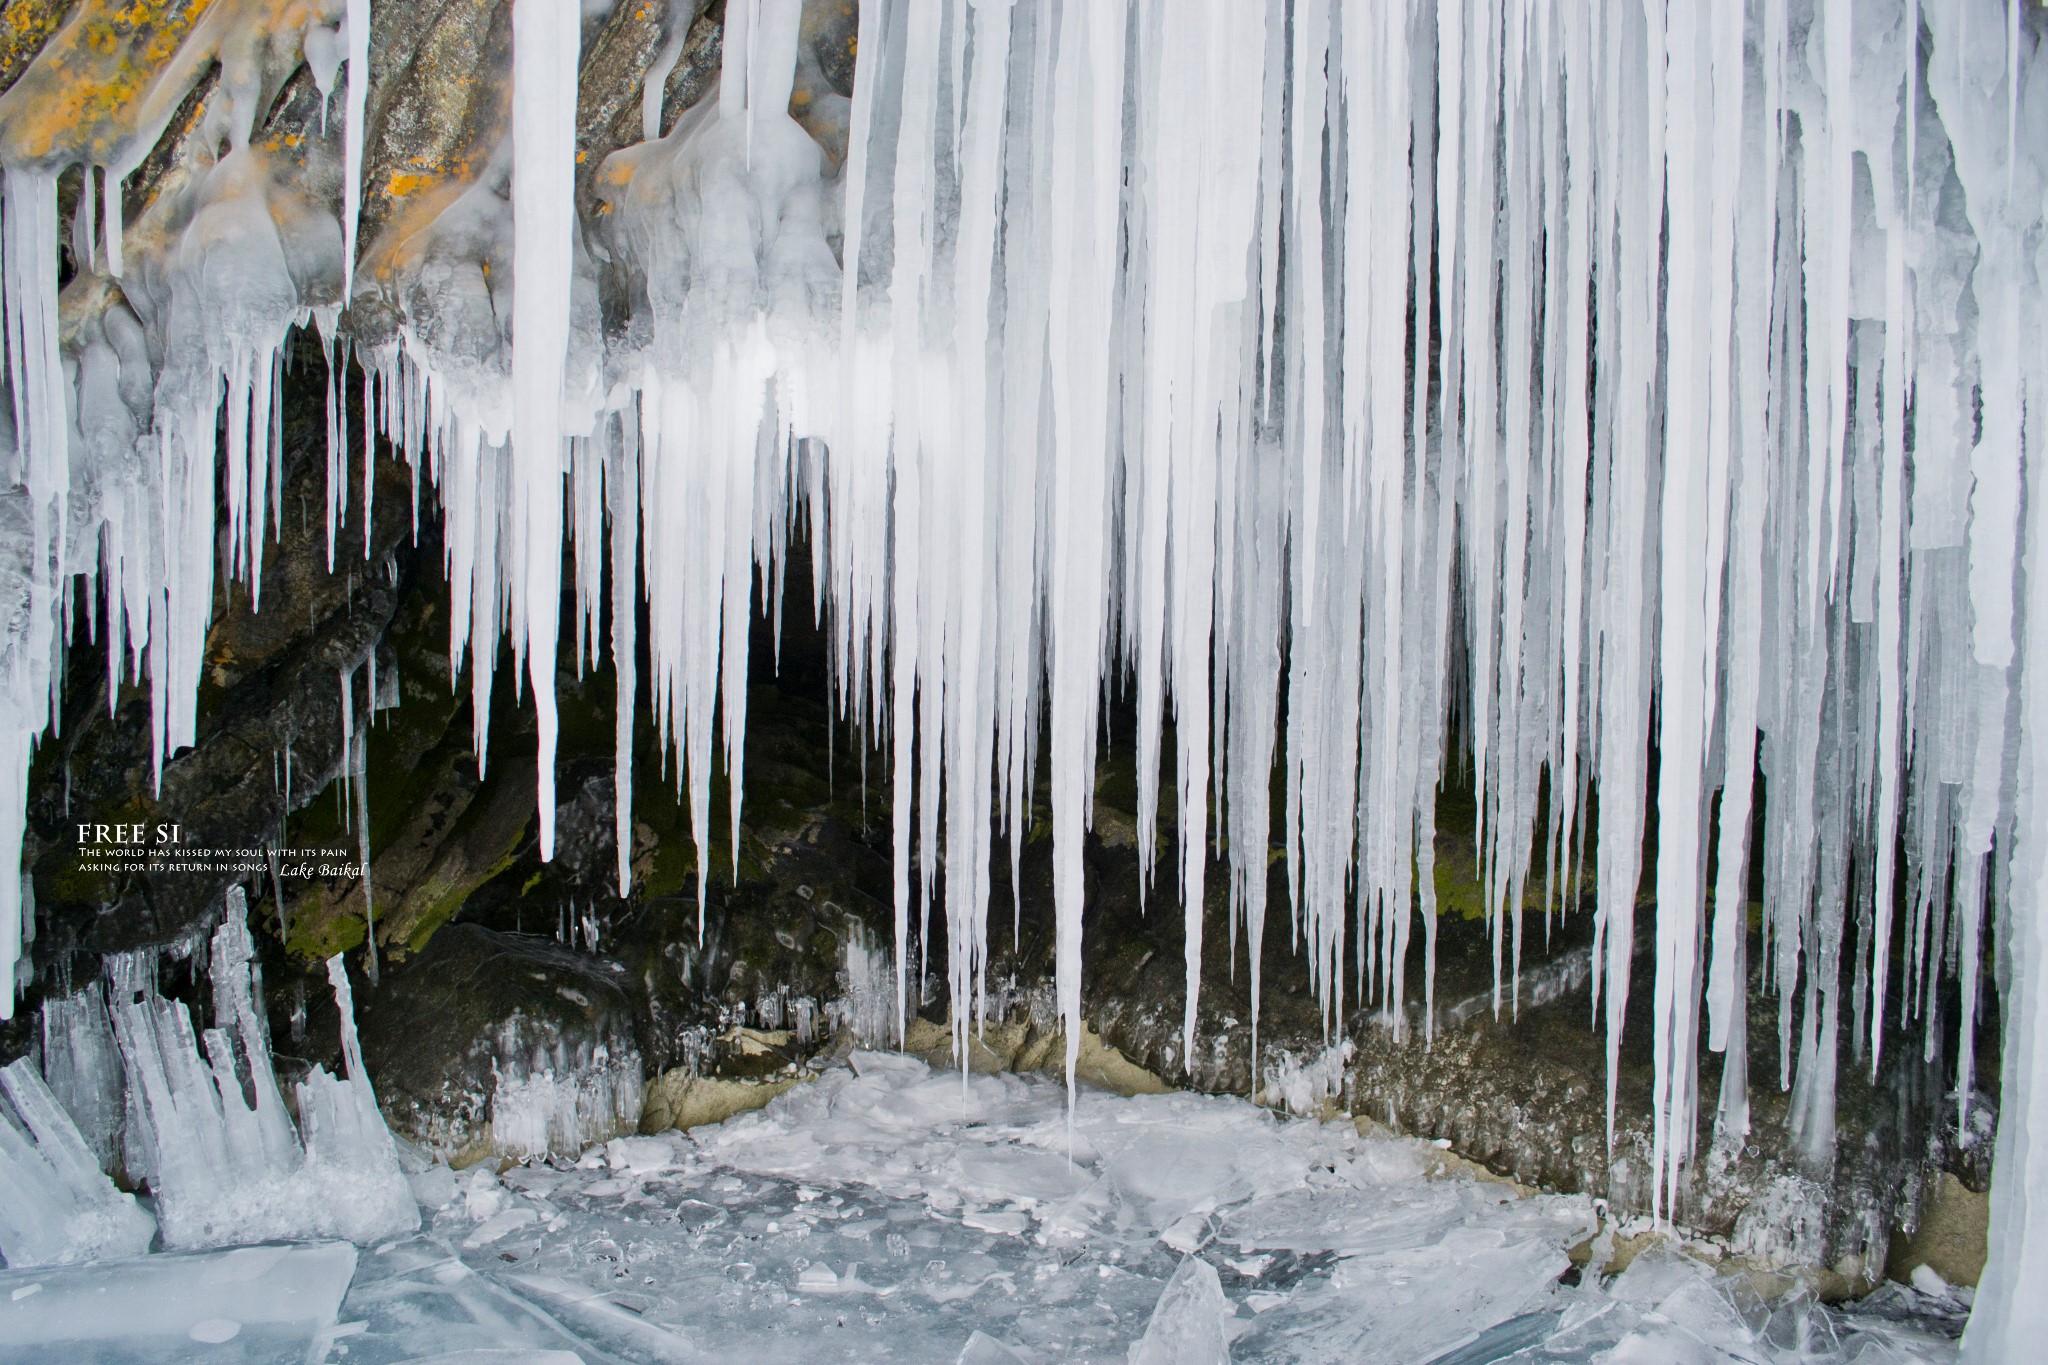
[{"x1": 0, "y1": 1051, "x2": 1970, "y2": 1362}]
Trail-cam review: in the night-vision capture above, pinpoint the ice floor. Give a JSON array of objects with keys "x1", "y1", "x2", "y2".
[{"x1": 1, "y1": 1052, "x2": 1969, "y2": 1363}]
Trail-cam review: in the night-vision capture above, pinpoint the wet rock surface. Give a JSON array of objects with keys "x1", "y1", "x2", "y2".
[{"x1": 356, "y1": 921, "x2": 641, "y2": 1164}]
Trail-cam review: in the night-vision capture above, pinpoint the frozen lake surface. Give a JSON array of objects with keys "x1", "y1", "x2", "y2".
[{"x1": 1, "y1": 1052, "x2": 1968, "y2": 1363}]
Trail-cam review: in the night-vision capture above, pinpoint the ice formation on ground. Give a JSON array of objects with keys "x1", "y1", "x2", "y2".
[
  {"x1": 0, "y1": 888, "x2": 417, "y2": 1260},
  {"x1": 0, "y1": 1056, "x2": 153, "y2": 1268},
  {"x1": 41, "y1": 1050, "x2": 1943, "y2": 1364},
  {"x1": 487, "y1": 1031, "x2": 646, "y2": 1165},
  {"x1": 1259, "y1": 1039, "x2": 1355, "y2": 1118},
  {"x1": 0, "y1": 1239, "x2": 359, "y2": 1359},
  {"x1": 36, "y1": 981, "x2": 124, "y2": 1175},
  {"x1": 107, "y1": 889, "x2": 417, "y2": 1248},
  {"x1": 0, "y1": 0, "x2": 2042, "y2": 1353}
]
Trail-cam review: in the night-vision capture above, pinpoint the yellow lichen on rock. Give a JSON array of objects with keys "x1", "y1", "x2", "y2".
[
  {"x1": 0, "y1": 0, "x2": 337, "y2": 170},
  {"x1": 1887, "y1": 1171, "x2": 1989, "y2": 1290},
  {"x1": 640, "y1": 1068, "x2": 806, "y2": 1134},
  {"x1": 902, "y1": 1014, "x2": 1173, "y2": 1097},
  {"x1": 0, "y1": 0, "x2": 72, "y2": 99}
]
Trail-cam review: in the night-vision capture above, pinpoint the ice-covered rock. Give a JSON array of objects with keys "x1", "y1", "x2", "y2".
[
  {"x1": 606, "y1": 1132, "x2": 683, "y2": 1174},
  {"x1": 358, "y1": 922, "x2": 644, "y2": 1164},
  {"x1": 408, "y1": 1162, "x2": 460, "y2": 1212}
]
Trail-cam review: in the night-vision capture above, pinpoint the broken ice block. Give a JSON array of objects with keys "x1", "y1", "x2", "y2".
[
  {"x1": 0, "y1": 1241, "x2": 356, "y2": 1355},
  {"x1": 0, "y1": 1059, "x2": 154, "y2": 1267},
  {"x1": 1128, "y1": 1255, "x2": 1231, "y2": 1365}
]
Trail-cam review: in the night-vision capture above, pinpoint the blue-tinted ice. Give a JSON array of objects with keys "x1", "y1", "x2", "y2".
[{"x1": 0, "y1": 1048, "x2": 1973, "y2": 1362}]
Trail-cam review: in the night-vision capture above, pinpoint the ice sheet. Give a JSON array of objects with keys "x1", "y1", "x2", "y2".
[
  {"x1": 0, "y1": 1240, "x2": 357, "y2": 1360},
  {"x1": 298, "y1": 1056, "x2": 1958, "y2": 1364}
]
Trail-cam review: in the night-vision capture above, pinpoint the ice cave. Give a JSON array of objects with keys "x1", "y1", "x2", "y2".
[{"x1": 0, "y1": 0, "x2": 2041, "y2": 1360}]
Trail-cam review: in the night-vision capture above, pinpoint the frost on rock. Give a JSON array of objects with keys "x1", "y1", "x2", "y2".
[{"x1": 486, "y1": 1031, "x2": 645, "y2": 1165}]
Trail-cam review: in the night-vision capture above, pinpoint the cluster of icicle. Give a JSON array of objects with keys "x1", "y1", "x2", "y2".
[
  {"x1": 0, "y1": 887, "x2": 414, "y2": 1264},
  {"x1": 0, "y1": 0, "x2": 368, "y2": 1009},
  {"x1": 0, "y1": 0, "x2": 2043, "y2": 1351}
]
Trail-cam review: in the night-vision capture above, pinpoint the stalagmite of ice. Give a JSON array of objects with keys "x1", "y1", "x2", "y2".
[
  {"x1": 0, "y1": 1058, "x2": 154, "y2": 1268},
  {"x1": 110, "y1": 890, "x2": 415, "y2": 1250},
  {"x1": 37, "y1": 982, "x2": 126, "y2": 1175},
  {"x1": 0, "y1": 0, "x2": 2044, "y2": 1350}
]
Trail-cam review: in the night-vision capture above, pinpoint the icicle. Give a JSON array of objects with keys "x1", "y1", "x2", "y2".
[
  {"x1": 338, "y1": 664, "x2": 354, "y2": 794},
  {"x1": 342, "y1": 0, "x2": 369, "y2": 301},
  {"x1": 1967, "y1": 211, "x2": 2048, "y2": 1356},
  {"x1": 0, "y1": 2, "x2": 2039, "y2": 1332},
  {"x1": 510, "y1": 0, "x2": 581, "y2": 863},
  {"x1": 1043, "y1": 0, "x2": 1126, "y2": 1096},
  {"x1": 612, "y1": 411, "x2": 640, "y2": 897},
  {"x1": 103, "y1": 166, "x2": 123, "y2": 278},
  {"x1": 352, "y1": 722, "x2": 378, "y2": 987},
  {"x1": 644, "y1": 1, "x2": 692, "y2": 141}
]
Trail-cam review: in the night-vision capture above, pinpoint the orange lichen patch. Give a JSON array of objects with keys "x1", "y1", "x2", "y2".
[
  {"x1": 385, "y1": 170, "x2": 437, "y2": 199},
  {"x1": 0, "y1": 0, "x2": 328, "y2": 166},
  {"x1": 359, "y1": 169, "x2": 481, "y2": 289},
  {"x1": 0, "y1": 2, "x2": 72, "y2": 99},
  {"x1": 0, "y1": 0, "x2": 215, "y2": 163}
]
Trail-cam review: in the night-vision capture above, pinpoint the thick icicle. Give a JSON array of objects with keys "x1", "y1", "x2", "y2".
[
  {"x1": 342, "y1": 0, "x2": 368, "y2": 299},
  {"x1": 510, "y1": 0, "x2": 581, "y2": 863},
  {"x1": 1043, "y1": 1, "x2": 1125, "y2": 1096}
]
